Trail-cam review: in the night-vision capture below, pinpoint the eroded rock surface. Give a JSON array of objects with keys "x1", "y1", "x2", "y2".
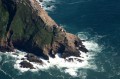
[
  {"x1": 0, "y1": 0, "x2": 88, "y2": 60},
  {"x1": 20, "y1": 61, "x2": 35, "y2": 69}
]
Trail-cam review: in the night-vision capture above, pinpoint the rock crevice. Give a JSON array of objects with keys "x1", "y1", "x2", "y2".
[{"x1": 0, "y1": 0, "x2": 88, "y2": 60}]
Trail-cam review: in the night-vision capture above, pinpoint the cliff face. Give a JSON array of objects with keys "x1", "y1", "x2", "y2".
[{"x1": 0, "y1": 0, "x2": 88, "y2": 60}]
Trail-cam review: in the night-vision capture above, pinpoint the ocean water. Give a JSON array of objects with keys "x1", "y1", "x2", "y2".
[{"x1": 0, "y1": 0, "x2": 120, "y2": 79}]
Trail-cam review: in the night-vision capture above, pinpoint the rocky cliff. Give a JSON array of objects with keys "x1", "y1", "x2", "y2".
[{"x1": 0, "y1": 0, "x2": 88, "y2": 60}]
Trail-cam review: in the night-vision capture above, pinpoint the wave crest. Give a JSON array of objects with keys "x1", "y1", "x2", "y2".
[{"x1": 36, "y1": 0, "x2": 56, "y2": 11}]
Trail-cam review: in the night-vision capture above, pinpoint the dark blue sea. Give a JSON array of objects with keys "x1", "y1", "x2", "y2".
[{"x1": 0, "y1": 0, "x2": 120, "y2": 79}]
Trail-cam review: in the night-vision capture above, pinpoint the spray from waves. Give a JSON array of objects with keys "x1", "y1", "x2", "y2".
[
  {"x1": 75, "y1": 31, "x2": 103, "y2": 78},
  {"x1": 4, "y1": 31, "x2": 102, "y2": 78},
  {"x1": 36, "y1": 0, "x2": 56, "y2": 11},
  {"x1": 0, "y1": 31, "x2": 103, "y2": 78},
  {"x1": 11, "y1": 49, "x2": 89, "y2": 77}
]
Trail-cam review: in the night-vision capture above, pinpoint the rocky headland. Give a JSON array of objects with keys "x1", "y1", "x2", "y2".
[{"x1": 0, "y1": 0, "x2": 88, "y2": 69}]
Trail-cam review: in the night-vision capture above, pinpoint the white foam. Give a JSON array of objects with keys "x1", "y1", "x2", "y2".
[
  {"x1": 83, "y1": 41, "x2": 101, "y2": 52},
  {"x1": 65, "y1": 68, "x2": 78, "y2": 77},
  {"x1": 77, "y1": 32, "x2": 102, "y2": 52},
  {"x1": 0, "y1": 32, "x2": 102, "y2": 77},
  {"x1": 78, "y1": 32, "x2": 89, "y2": 40},
  {"x1": 14, "y1": 60, "x2": 29, "y2": 72},
  {"x1": 36, "y1": 0, "x2": 56, "y2": 11},
  {"x1": 11, "y1": 49, "x2": 89, "y2": 76}
]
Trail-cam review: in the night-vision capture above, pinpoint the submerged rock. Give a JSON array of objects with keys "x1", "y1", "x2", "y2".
[
  {"x1": 66, "y1": 58, "x2": 74, "y2": 62},
  {"x1": 75, "y1": 58, "x2": 84, "y2": 63},
  {"x1": 0, "y1": 0, "x2": 88, "y2": 60},
  {"x1": 65, "y1": 58, "x2": 84, "y2": 63}
]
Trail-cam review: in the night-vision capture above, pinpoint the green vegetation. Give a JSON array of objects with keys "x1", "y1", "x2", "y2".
[
  {"x1": 10, "y1": 2, "x2": 53, "y2": 47},
  {"x1": 0, "y1": 0, "x2": 9, "y2": 39},
  {"x1": 33, "y1": 27, "x2": 53, "y2": 47},
  {"x1": 0, "y1": 0, "x2": 54, "y2": 50},
  {"x1": 11, "y1": 2, "x2": 32, "y2": 40}
]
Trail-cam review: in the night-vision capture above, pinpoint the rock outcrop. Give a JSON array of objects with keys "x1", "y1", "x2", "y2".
[
  {"x1": 0, "y1": 0, "x2": 88, "y2": 60},
  {"x1": 20, "y1": 61, "x2": 35, "y2": 69}
]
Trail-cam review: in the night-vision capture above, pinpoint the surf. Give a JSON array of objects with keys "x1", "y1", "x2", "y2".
[
  {"x1": 36, "y1": 0, "x2": 56, "y2": 11},
  {"x1": 0, "y1": 31, "x2": 102, "y2": 77}
]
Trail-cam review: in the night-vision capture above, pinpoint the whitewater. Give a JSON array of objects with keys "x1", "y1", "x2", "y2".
[
  {"x1": 0, "y1": 31, "x2": 103, "y2": 77},
  {"x1": 36, "y1": 0, "x2": 56, "y2": 11},
  {"x1": 0, "y1": 0, "x2": 106, "y2": 79}
]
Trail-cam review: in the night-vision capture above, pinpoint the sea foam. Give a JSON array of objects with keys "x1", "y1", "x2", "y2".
[
  {"x1": 13, "y1": 50, "x2": 89, "y2": 76},
  {"x1": 0, "y1": 0, "x2": 104, "y2": 77},
  {"x1": 11, "y1": 32, "x2": 102, "y2": 77},
  {"x1": 0, "y1": 31, "x2": 102, "y2": 77},
  {"x1": 36, "y1": 0, "x2": 56, "y2": 11}
]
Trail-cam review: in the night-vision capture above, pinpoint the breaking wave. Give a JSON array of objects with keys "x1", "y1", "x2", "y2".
[
  {"x1": 0, "y1": 31, "x2": 101, "y2": 78},
  {"x1": 12, "y1": 50, "x2": 89, "y2": 77},
  {"x1": 36, "y1": 0, "x2": 56, "y2": 11}
]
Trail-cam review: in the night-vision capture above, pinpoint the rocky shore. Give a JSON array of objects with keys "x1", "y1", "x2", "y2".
[
  {"x1": 17, "y1": 52, "x2": 87, "y2": 69},
  {"x1": 19, "y1": 53, "x2": 44, "y2": 69},
  {"x1": 0, "y1": 0, "x2": 88, "y2": 69}
]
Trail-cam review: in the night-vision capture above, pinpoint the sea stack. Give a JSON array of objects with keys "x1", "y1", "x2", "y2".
[{"x1": 0, "y1": 0, "x2": 88, "y2": 60}]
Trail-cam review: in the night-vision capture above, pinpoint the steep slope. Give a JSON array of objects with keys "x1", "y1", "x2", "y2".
[{"x1": 0, "y1": 0, "x2": 88, "y2": 60}]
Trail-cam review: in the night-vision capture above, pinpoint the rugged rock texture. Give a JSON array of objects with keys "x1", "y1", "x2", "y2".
[
  {"x1": 0, "y1": 0, "x2": 88, "y2": 60},
  {"x1": 20, "y1": 61, "x2": 35, "y2": 69},
  {"x1": 25, "y1": 53, "x2": 43, "y2": 64}
]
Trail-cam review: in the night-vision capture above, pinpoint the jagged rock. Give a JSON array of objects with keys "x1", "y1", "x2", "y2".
[
  {"x1": 65, "y1": 58, "x2": 74, "y2": 62},
  {"x1": 0, "y1": 0, "x2": 88, "y2": 60},
  {"x1": 20, "y1": 61, "x2": 35, "y2": 69},
  {"x1": 74, "y1": 58, "x2": 84, "y2": 62},
  {"x1": 25, "y1": 53, "x2": 43, "y2": 64},
  {"x1": 65, "y1": 58, "x2": 84, "y2": 63}
]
